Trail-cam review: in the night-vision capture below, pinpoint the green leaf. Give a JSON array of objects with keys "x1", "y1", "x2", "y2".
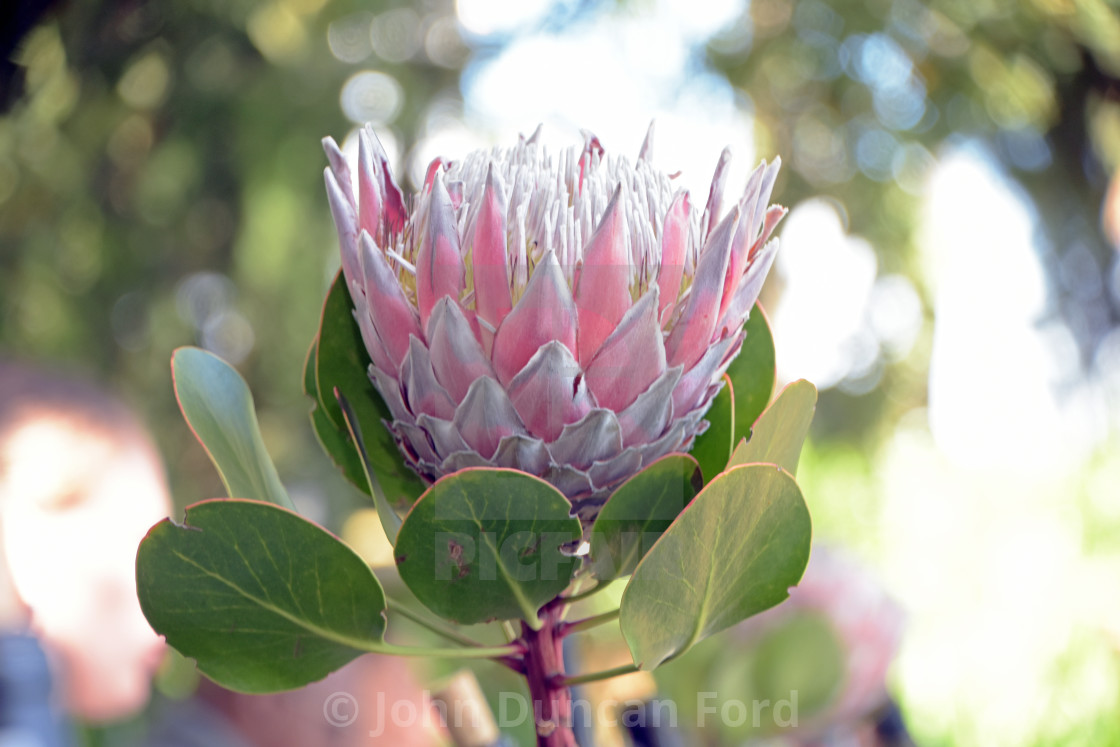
[
  {"x1": 619, "y1": 464, "x2": 811, "y2": 670},
  {"x1": 304, "y1": 334, "x2": 371, "y2": 495},
  {"x1": 728, "y1": 380, "x2": 817, "y2": 475},
  {"x1": 312, "y1": 271, "x2": 426, "y2": 507},
  {"x1": 690, "y1": 379, "x2": 734, "y2": 484},
  {"x1": 305, "y1": 334, "x2": 402, "y2": 549},
  {"x1": 136, "y1": 499, "x2": 386, "y2": 692},
  {"x1": 394, "y1": 468, "x2": 582, "y2": 628},
  {"x1": 335, "y1": 390, "x2": 402, "y2": 544},
  {"x1": 302, "y1": 336, "x2": 319, "y2": 400},
  {"x1": 172, "y1": 347, "x2": 294, "y2": 511},
  {"x1": 589, "y1": 455, "x2": 703, "y2": 581},
  {"x1": 305, "y1": 337, "x2": 375, "y2": 495},
  {"x1": 689, "y1": 304, "x2": 777, "y2": 483},
  {"x1": 730, "y1": 304, "x2": 777, "y2": 444}
]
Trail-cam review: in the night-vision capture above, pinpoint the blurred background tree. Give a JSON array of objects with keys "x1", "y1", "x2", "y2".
[
  {"x1": 3, "y1": 0, "x2": 1120, "y2": 744},
  {"x1": 709, "y1": 0, "x2": 1120, "y2": 446},
  {"x1": 0, "y1": 0, "x2": 468, "y2": 519}
]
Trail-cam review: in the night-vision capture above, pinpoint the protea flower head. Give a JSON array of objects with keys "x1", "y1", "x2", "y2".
[{"x1": 322, "y1": 123, "x2": 785, "y2": 519}]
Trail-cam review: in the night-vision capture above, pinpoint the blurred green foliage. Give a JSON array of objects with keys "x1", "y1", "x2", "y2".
[
  {"x1": 717, "y1": 0, "x2": 1120, "y2": 276},
  {"x1": 0, "y1": 0, "x2": 465, "y2": 520},
  {"x1": 711, "y1": 0, "x2": 1120, "y2": 446}
]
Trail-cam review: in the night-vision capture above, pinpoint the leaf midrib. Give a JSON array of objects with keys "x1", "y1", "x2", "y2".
[
  {"x1": 168, "y1": 548, "x2": 382, "y2": 653},
  {"x1": 466, "y1": 491, "x2": 544, "y2": 628}
]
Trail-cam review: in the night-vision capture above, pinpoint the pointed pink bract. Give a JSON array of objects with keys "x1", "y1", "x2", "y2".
[
  {"x1": 665, "y1": 205, "x2": 740, "y2": 370},
  {"x1": 358, "y1": 232, "x2": 422, "y2": 371},
  {"x1": 357, "y1": 128, "x2": 384, "y2": 241},
  {"x1": 492, "y1": 251, "x2": 577, "y2": 385},
  {"x1": 324, "y1": 167, "x2": 366, "y2": 297},
  {"x1": 322, "y1": 137, "x2": 354, "y2": 205},
  {"x1": 472, "y1": 167, "x2": 513, "y2": 339},
  {"x1": 453, "y1": 377, "x2": 526, "y2": 460},
  {"x1": 701, "y1": 146, "x2": 732, "y2": 239},
  {"x1": 657, "y1": 191, "x2": 690, "y2": 321},
  {"x1": 584, "y1": 289, "x2": 665, "y2": 412},
  {"x1": 574, "y1": 187, "x2": 632, "y2": 363},
  {"x1": 507, "y1": 341, "x2": 594, "y2": 441},
  {"x1": 402, "y1": 336, "x2": 456, "y2": 420},
  {"x1": 427, "y1": 297, "x2": 494, "y2": 402},
  {"x1": 638, "y1": 121, "x2": 655, "y2": 162},
  {"x1": 416, "y1": 175, "x2": 465, "y2": 332}
]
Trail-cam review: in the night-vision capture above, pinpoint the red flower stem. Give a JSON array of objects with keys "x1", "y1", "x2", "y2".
[
  {"x1": 496, "y1": 655, "x2": 527, "y2": 674},
  {"x1": 521, "y1": 603, "x2": 577, "y2": 747}
]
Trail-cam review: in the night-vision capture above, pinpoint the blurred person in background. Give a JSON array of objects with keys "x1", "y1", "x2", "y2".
[
  {"x1": 0, "y1": 358, "x2": 170, "y2": 741},
  {"x1": 0, "y1": 359, "x2": 440, "y2": 746},
  {"x1": 639, "y1": 544, "x2": 909, "y2": 747},
  {"x1": 732, "y1": 545, "x2": 911, "y2": 747}
]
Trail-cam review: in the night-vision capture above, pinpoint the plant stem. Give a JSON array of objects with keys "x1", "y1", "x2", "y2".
[
  {"x1": 560, "y1": 582, "x2": 606, "y2": 605},
  {"x1": 501, "y1": 620, "x2": 520, "y2": 643},
  {"x1": 521, "y1": 603, "x2": 576, "y2": 746},
  {"x1": 386, "y1": 598, "x2": 488, "y2": 649},
  {"x1": 558, "y1": 608, "x2": 619, "y2": 637},
  {"x1": 377, "y1": 642, "x2": 522, "y2": 659},
  {"x1": 561, "y1": 663, "x2": 639, "y2": 687}
]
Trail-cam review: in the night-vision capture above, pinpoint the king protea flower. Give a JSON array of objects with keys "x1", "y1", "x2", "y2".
[{"x1": 323, "y1": 124, "x2": 785, "y2": 518}]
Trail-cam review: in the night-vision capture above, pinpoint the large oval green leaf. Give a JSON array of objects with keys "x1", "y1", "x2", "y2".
[
  {"x1": 690, "y1": 304, "x2": 777, "y2": 483},
  {"x1": 394, "y1": 468, "x2": 582, "y2": 628},
  {"x1": 728, "y1": 379, "x2": 817, "y2": 475},
  {"x1": 172, "y1": 347, "x2": 294, "y2": 511},
  {"x1": 589, "y1": 454, "x2": 702, "y2": 581},
  {"x1": 136, "y1": 499, "x2": 386, "y2": 692},
  {"x1": 308, "y1": 272, "x2": 426, "y2": 509},
  {"x1": 619, "y1": 464, "x2": 811, "y2": 670}
]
